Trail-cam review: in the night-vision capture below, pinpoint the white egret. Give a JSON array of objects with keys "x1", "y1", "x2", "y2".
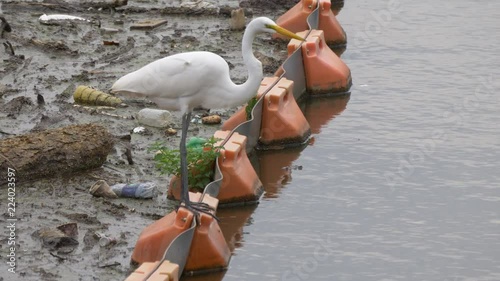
[{"x1": 111, "y1": 17, "x2": 304, "y2": 213}]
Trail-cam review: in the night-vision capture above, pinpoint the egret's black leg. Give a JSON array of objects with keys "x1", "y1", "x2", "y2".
[
  {"x1": 180, "y1": 111, "x2": 192, "y2": 207},
  {"x1": 178, "y1": 111, "x2": 218, "y2": 221}
]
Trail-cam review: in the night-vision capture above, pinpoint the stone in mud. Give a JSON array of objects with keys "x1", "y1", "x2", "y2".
[{"x1": 201, "y1": 114, "x2": 222, "y2": 125}]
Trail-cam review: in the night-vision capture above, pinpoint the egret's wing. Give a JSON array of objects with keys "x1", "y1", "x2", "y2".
[
  {"x1": 111, "y1": 52, "x2": 231, "y2": 112},
  {"x1": 112, "y1": 52, "x2": 227, "y2": 100}
]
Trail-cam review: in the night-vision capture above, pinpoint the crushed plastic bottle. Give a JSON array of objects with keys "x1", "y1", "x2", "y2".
[
  {"x1": 136, "y1": 108, "x2": 173, "y2": 128},
  {"x1": 110, "y1": 182, "x2": 158, "y2": 199}
]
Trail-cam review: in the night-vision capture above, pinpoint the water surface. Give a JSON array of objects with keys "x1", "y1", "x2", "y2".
[{"x1": 208, "y1": 1, "x2": 500, "y2": 280}]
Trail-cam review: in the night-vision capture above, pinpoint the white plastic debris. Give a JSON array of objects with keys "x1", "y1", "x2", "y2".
[
  {"x1": 180, "y1": 0, "x2": 216, "y2": 9},
  {"x1": 39, "y1": 14, "x2": 91, "y2": 25},
  {"x1": 136, "y1": 108, "x2": 173, "y2": 128},
  {"x1": 132, "y1": 126, "x2": 146, "y2": 134}
]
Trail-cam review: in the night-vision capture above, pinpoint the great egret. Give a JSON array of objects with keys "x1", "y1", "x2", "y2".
[{"x1": 111, "y1": 17, "x2": 304, "y2": 214}]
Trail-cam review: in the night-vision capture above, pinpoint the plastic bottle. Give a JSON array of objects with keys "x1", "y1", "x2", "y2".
[
  {"x1": 136, "y1": 108, "x2": 173, "y2": 128},
  {"x1": 99, "y1": 235, "x2": 117, "y2": 247},
  {"x1": 110, "y1": 182, "x2": 158, "y2": 199}
]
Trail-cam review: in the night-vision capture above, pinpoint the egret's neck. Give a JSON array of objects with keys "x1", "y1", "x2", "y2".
[{"x1": 238, "y1": 27, "x2": 263, "y2": 100}]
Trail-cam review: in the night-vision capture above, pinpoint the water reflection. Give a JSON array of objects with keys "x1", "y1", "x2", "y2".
[
  {"x1": 256, "y1": 146, "x2": 306, "y2": 198},
  {"x1": 301, "y1": 93, "x2": 350, "y2": 135}
]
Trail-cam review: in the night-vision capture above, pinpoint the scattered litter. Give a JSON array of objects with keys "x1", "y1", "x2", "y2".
[
  {"x1": 132, "y1": 126, "x2": 146, "y2": 134},
  {"x1": 130, "y1": 19, "x2": 168, "y2": 30},
  {"x1": 39, "y1": 14, "x2": 91, "y2": 25},
  {"x1": 136, "y1": 108, "x2": 173, "y2": 128},
  {"x1": 111, "y1": 182, "x2": 158, "y2": 199},
  {"x1": 73, "y1": 85, "x2": 124, "y2": 107},
  {"x1": 95, "y1": 232, "x2": 117, "y2": 247},
  {"x1": 103, "y1": 40, "x2": 120, "y2": 46},
  {"x1": 100, "y1": 27, "x2": 121, "y2": 33},
  {"x1": 180, "y1": 0, "x2": 216, "y2": 9},
  {"x1": 74, "y1": 105, "x2": 132, "y2": 119},
  {"x1": 30, "y1": 39, "x2": 75, "y2": 54},
  {"x1": 230, "y1": 8, "x2": 246, "y2": 30},
  {"x1": 34, "y1": 223, "x2": 79, "y2": 251},
  {"x1": 201, "y1": 114, "x2": 222, "y2": 125},
  {"x1": 191, "y1": 114, "x2": 202, "y2": 124},
  {"x1": 89, "y1": 180, "x2": 118, "y2": 198},
  {"x1": 57, "y1": 222, "x2": 79, "y2": 237},
  {"x1": 89, "y1": 180, "x2": 158, "y2": 199},
  {"x1": 165, "y1": 128, "x2": 177, "y2": 135}
]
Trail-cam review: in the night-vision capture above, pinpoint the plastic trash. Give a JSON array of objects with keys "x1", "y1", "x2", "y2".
[
  {"x1": 186, "y1": 137, "x2": 207, "y2": 151},
  {"x1": 99, "y1": 235, "x2": 117, "y2": 247},
  {"x1": 136, "y1": 108, "x2": 173, "y2": 128},
  {"x1": 39, "y1": 14, "x2": 91, "y2": 25},
  {"x1": 73, "y1": 85, "x2": 124, "y2": 107},
  {"x1": 111, "y1": 182, "x2": 158, "y2": 199}
]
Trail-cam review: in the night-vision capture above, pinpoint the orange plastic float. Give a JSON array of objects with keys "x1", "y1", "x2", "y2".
[
  {"x1": 222, "y1": 77, "x2": 310, "y2": 149},
  {"x1": 273, "y1": 0, "x2": 316, "y2": 40},
  {"x1": 130, "y1": 193, "x2": 230, "y2": 274},
  {"x1": 317, "y1": 0, "x2": 347, "y2": 47},
  {"x1": 287, "y1": 29, "x2": 351, "y2": 94},
  {"x1": 213, "y1": 130, "x2": 263, "y2": 205},
  {"x1": 125, "y1": 261, "x2": 179, "y2": 281},
  {"x1": 183, "y1": 193, "x2": 230, "y2": 273},
  {"x1": 131, "y1": 208, "x2": 194, "y2": 265},
  {"x1": 259, "y1": 77, "x2": 311, "y2": 148},
  {"x1": 168, "y1": 131, "x2": 262, "y2": 206},
  {"x1": 274, "y1": 0, "x2": 347, "y2": 47}
]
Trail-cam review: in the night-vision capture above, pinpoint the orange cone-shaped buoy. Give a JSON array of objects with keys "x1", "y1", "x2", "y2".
[
  {"x1": 223, "y1": 77, "x2": 310, "y2": 149},
  {"x1": 130, "y1": 193, "x2": 230, "y2": 274},
  {"x1": 131, "y1": 208, "x2": 195, "y2": 265},
  {"x1": 274, "y1": 0, "x2": 347, "y2": 47},
  {"x1": 259, "y1": 77, "x2": 311, "y2": 149},
  {"x1": 274, "y1": 0, "x2": 316, "y2": 40},
  {"x1": 183, "y1": 193, "x2": 230, "y2": 273},
  {"x1": 213, "y1": 130, "x2": 263, "y2": 206},
  {"x1": 287, "y1": 30, "x2": 351, "y2": 94},
  {"x1": 318, "y1": 0, "x2": 347, "y2": 47}
]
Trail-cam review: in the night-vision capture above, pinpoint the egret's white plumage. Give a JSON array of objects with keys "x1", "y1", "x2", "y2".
[
  {"x1": 111, "y1": 17, "x2": 303, "y2": 210},
  {"x1": 111, "y1": 17, "x2": 302, "y2": 115}
]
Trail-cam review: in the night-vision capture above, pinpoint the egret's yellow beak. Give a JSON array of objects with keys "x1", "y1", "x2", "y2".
[{"x1": 267, "y1": 24, "x2": 305, "y2": 41}]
